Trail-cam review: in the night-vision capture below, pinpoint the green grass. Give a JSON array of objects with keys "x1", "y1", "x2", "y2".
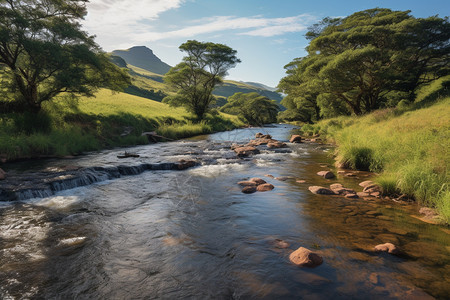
[
  {"x1": 299, "y1": 97, "x2": 450, "y2": 223},
  {"x1": 0, "y1": 89, "x2": 242, "y2": 161}
]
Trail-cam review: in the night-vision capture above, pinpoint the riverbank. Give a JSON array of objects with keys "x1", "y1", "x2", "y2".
[
  {"x1": 297, "y1": 97, "x2": 450, "y2": 224},
  {"x1": 0, "y1": 89, "x2": 244, "y2": 163}
]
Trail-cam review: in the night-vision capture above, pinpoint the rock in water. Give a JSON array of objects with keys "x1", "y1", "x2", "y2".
[
  {"x1": 289, "y1": 135, "x2": 302, "y2": 143},
  {"x1": 267, "y1": 141, "x2": 287, "y2": 149},
  {"x1": 308, "y1": 186, "x2": 336, "y2": 195},
  {"x1": 249, "y1": 178, "x2": 266, "y2": 185},
  {"x1": 242, "y1": 186, "x2": 257, "y2": 194},
  {"x1": 256, "y1": 183, "x2": 275, "y2": 192},
  {"x1": 237, "y1": 181, "x2": 257, "y2": 187},
  {"x1": 317, "y1": 171, "x2": 335, "y2": 179},
  {"x1": 374, "y1": 243, "x2": 400, "y2": 255},
  {"x1": 234, "y1": 146, "x2": 260, "y2": 157},
  {"x1": 289, "y1": 247, "x2": 323, "y2": 267},
  {"x1": 0, "y1": 168, "x2": 5, "y2": 180}
]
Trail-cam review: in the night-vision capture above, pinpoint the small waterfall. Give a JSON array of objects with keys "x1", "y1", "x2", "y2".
[{"x1": 0, "y1": 162, "x2": 198, "y2": 202}]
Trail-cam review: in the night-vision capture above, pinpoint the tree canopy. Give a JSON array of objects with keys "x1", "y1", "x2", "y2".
[
  {"x1": 220, "y1": 92, "x2": 279, "y2": 125},
  {"x1": 163, "y1": 40, "x2": 240, "y2": 120},
  {"x1": 278, "y1": 8, "x2": 450, "y2": 119},
  {"x1": 0, "y1": 0, "x2": 130, "y2": 113}
]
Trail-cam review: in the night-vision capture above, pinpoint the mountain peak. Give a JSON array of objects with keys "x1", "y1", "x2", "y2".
[{"x1": 112, "y1": 46, "x2": 171, "y2": 75}]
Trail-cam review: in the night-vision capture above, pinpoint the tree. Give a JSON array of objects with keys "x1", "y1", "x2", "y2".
[
  {"x1": 220, "y1": 92, "x2": 279, "y2": 125},
  {"x1": 0, "y1": 0, "x2": 130, "y2": 113},
  {"x1": 279, "y1": 8, "x2": 450, "y2": 118},
  {"x1": 163, "y1": 40, "x2": 240, "y2": 120}
]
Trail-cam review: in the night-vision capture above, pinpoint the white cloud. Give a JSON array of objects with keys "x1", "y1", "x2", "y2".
[
  {"x1": 82, "y1": 1, "x2": 316, "y2": 51},
  {"x1": 82, "y1": 0, "x2": 185, "y2": 50},
  {"x1": 132, "y1": 14, "x2": 315, "y2": 41}
]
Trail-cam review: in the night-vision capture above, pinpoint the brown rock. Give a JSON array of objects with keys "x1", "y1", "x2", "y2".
[
  {"x1": 242, "y1": 186, "x2": 257, "y2": 194},
  {"x1": 308, "y1": 186, "x2": 336, "y2": 195},
  {"x1": 344, "y1": 173, "x2": 357, "y2": 177},
  {"x1": 234, "y1": 146, "x2": 260, "y2": 157},
  {"x1": 330, "y1": 183, "x2": 356, "y2": 195},
  {"x1": 249, "y1": 178, "x2": 267, "y2": 185},
  {"x1": 357, "y1": 192, "x2": 370, "y2": 197},
  {"x1": 289, "y1": 135, "x2": 302, "y2": 143},
  {"x1": 296, "y1": 180, "x2": 306, "y2": 183},
  {"x1": 257, "y1": 183, "x2": 275, "y2": 192},
  {"x1": 310, "y1": 138, "x2": 322, "y2": 142},
  {"x1": 363, "y1": 184, "x2": 382, "y2": 193},
  {"x1": 359, "y1": 180, "x2": 375, "y2": 188},
  {"x1": 289, "y1": 247, "x2": 323, "y2": 267},
  {"x1": 345, "y1": 193, "x2": 359, "y2": 199},
  {"x1": 419, "y1": 207, "x2": 439, "y2": 218},
  {"x1": 317, "y1": 171, "x2": 335, "y2": 179},
  {"x1": 370, "y1": 191, "x2": 381, "y2": 197},
  {"x1": 255, "y1": 132, "x2": 264, "y2": 138},
  {"x1": 238, "y1": 181, "x2": 257, "y2": 187},
  {"x1": 264, "y1": 174, "x2": 274, "y2": 178},
  {"x1": 0, "y1": 168, "x2": 6, "y2": 180},
  {"x1": 374, "y1": 243, "x2": 400, "y2": 255},
  {"x1": 267, "y1": 141, "x2": 287, "y2": 149}
]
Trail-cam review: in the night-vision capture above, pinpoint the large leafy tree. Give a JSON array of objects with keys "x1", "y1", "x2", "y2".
[
  {"x1": 220, "y1": 92, "x2": 279, "y2": 125},
  {"x1": 164, "y1": 40, "x2": 240, "y2": 120},
  {"x1": 279, "y1": 8, "x2": 450, "y2": 117},
  {"x1": 0, "y1": 0, "x2": 130, "y2": 113}
]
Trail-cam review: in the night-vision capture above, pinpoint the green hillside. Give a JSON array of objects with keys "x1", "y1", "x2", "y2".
[{"x1": 109, "y1": 46, "x2": 285, "y2": 108}]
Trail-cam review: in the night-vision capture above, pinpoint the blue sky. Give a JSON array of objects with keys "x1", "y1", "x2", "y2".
[{"x1": 83, "y1": 0, "x2": 450, "y2": 87}]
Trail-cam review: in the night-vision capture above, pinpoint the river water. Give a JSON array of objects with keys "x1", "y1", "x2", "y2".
[{"x1": 0, "y1": 125, "x2": 449, "y2": 299}]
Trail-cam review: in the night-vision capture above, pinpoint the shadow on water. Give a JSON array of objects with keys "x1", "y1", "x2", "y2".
[{"x1": 0, "y1": 124, "x2": 449, "y2": 299}]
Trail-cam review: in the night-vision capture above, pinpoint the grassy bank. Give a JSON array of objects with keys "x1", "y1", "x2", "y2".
[
  {"x1": 299, "y1": 97, "x2": 450, "y2": 223},
  {"x1": 0, "y1": 89, "x2": 243, "y2": 161}
]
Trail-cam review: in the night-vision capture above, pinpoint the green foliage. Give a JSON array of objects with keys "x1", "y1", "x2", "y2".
[
  {"x1": 220, "y1": 92, "x2": 279, "y2": 125},
  {"x1": 279, "y1": 8, "x2": 450, "y2": 119},
  {"x1": 305, "y1": 97, "x2": 450, "y2": 221},
  {"x1": 164, "y1": 40, "x2": 240, "y2": 120},
  {"x1": 0, "y1": 0, "x2": 130, "y2": 113}
]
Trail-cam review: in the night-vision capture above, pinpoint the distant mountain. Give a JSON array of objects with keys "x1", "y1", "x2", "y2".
[
  {"x1": 242, "y1": 82, "x2": 278, "y2": 92},
  {"x1": 109, "y1": 46, "x2": 284, "y2": 108},
  {"x1": 112, "y1": 46, "x2": 171, "y2": 75}
]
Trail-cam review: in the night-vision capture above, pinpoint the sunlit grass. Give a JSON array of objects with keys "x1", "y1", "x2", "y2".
[{"x1": 300, "y1": 97, "x2": 450, "y2": 221}]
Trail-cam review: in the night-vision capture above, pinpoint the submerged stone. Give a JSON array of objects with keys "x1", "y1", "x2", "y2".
[
  {"x1": 289, "y1": 247, "x2": 323, "y2": 267},
  {"x1": 257, "y1": 183, "x2": 275, "y2": 192},
  {"x1": 317, "y1": 171, "x2": 335, "y2": 179},
  {"x1": 308, "y1": 186, "x2": 336, "y2": 195}
]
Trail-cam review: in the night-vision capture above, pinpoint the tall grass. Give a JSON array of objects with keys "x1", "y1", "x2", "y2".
[
  {"x1": 300, "y1": 97, "x2": 450, "y2": 222},
  {"x1": 0, "y1": 89, "x2": 243, "y2": 161}
]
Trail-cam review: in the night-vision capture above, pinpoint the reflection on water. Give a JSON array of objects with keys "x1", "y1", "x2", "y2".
[{"x1": 0, "y1": 125, "x2": 449, "y2": 299}]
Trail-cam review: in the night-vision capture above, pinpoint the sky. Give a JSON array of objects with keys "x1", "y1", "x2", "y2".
[{"x1": 82, "y1": 0, "x2": 450, "y2": 88}]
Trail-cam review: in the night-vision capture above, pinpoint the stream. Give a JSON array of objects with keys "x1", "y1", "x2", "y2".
[{"x1": 0, "y1": 125, "x2": 449, "y2": 299}]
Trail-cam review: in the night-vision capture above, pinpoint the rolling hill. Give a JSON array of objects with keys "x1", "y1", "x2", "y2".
[{"x1": 110, "y1": 46, "x2": 284, "y2": 108}]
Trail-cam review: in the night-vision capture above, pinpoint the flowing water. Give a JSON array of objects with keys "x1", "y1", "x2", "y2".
[{"x1": 0, "y1": 125, "x2": 449, "y2": 299}]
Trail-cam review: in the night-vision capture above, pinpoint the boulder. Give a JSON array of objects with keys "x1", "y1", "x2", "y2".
[
  {"x1": 274, "y1": 176, "x2": 294, "y2": 181},
  {"x1": 374, "y1": 243, "x2": 400, "y2": 255},
  {"x1": 264, "y1": 174, "x2": 274, "y2": 178},
  {"x1": 242, "y1": 186, "x2": 257, "y2": 194},
  {"x1": 260, "y1": 134, "x2": 272, "y2": 139},
  {"x1": 234, "y1": 146, "x2": 260, "y2": 157},
  {"x1": 289, "y1": 247, "x2": 323, "y2": 267},
  {"x1": 317, "y1": 171, "x2": 335, "y2": 179},
  {"x1": 249, "y1": 178, "x2": 266, "y2": 185},
  {"x1": 359, "y1": 180, "x2": 375, "y2": 188},
  {"x1": 247, "y1": 138, "x2": 273, "y2": 146},
  {"x1": 363, "y1": 184, "x2": 382, "y2": 194},
  {"x1": 267, "y1": 141, "x2": 287, "y2": 149},
  {"x1": 330, "y1": 184, "x2": 356, "y2": 195},
  {"x1": 308, "y1": 186, "x2": 336, "y2": 195},
  {"x1": 238, "y1": 181, "x2": 257, "y2": 187},
  {"x1": 255, "y1": 132, "x2": 264, "y2": 138},
  {"x1": 357, "y1": 192, "x2": 370, "y2": 197},
  {"x1": 273, "y1": 239, "x2": 290, "y2": 249},
  {"x1": 345, "y1": 194, "x2": 359, "y2": 199},
  {"x1": 0, "y1": 168, "x2": 5, "y2": 180},
  {"x1": 289, "y1": 135, "x2": 302, "y2": 143},
  {"x1": 257, "y1": 183, "x2": 275, "y2": 192}
]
